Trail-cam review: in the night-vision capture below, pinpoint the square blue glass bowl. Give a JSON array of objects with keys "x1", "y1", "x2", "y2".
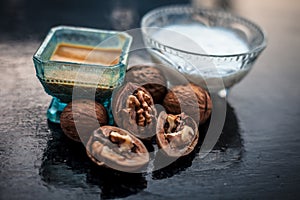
[{"x1": 33, "y1": 26, "x2": 132, "y2": 123}]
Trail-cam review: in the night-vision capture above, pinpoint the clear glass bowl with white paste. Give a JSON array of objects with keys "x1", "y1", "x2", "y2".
[{"x1": 141, "y1": 5, "x2": 267, "y2": 96}]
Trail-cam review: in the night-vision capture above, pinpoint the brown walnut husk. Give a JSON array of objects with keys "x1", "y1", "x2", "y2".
[
  {"x1": 156, "y1": 111, "x2": 199, "y2": 157},
  {"x1": 86, "y1": 126, "x2": 149, "y2": 172},
  {"x1": 112, "y1": 82, "x2": 157, "y2": 139},
  {"x1": 60, "y1": 99, "x2": 108, "y2": 144},
  {"x1": 163, "y1": 83, "x2": 212, "y2": 124},
  {"x1": 125, "y1": 65, "x2": 167, "y2": 104}
]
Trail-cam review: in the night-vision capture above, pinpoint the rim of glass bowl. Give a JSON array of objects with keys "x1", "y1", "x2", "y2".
[
  {"x1": 33, "y1": 25, "x2": 133, "y2": 69},
  {"x1": 141, "y1": 5, "x2": 267, "y2": 59}
]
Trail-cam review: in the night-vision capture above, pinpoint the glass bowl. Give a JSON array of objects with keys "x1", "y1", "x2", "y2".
[
  {"x1": 141, "y1": 5, "x2": 267, "y2": 96},
  {"x1": 33, "y1": 26, "x2": 132, "y2": 123}
]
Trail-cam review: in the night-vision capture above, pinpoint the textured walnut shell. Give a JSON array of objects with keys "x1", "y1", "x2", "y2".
[
  {"x1": 112, "y1": 82, "x2": 157, "y2": 139},
  {"x1": 86, "y1": 126, "x2": 149, "y2": 172},
  {"x1": 156, "y1": 112, "x2": 199, "y2": 158},
  {"x1": 163, "y1": 83, "x2": 212, "y2": 124},
  {"x1": 60, "y1": 99, "x2": 108, "y2": 143},
  {"x1": 125, "y1": 65, "x2": 167, "y2": 104}
]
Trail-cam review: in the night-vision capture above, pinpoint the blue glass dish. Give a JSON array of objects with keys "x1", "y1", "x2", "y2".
[{"x1": 33, "y1": 26, "x2": 132, "y2": 123}]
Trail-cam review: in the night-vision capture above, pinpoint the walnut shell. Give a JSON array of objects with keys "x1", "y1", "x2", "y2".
[
  {"x1": 125, "y1": 65, "x2": 167, "y2": 104},
  {"x1": 163, "y1": 83, "x2": 212, "y2": 125},
  {"x1": 60, "y1": 99, "x2": 108, "y2": 143},
  {"x1": 112, "y1": 82, "x2": 157, "y2": 139},
  {"x1": 86, "y1": 126, "x2": 149, "y2": 172},
  {"x1": 156, "y1": 111, "x2": 199, "y2": 157}
]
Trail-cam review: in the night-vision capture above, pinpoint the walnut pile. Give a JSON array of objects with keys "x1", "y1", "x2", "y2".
[{"x1": 58, "y1": 71, "x2": 213, "y2": 172}]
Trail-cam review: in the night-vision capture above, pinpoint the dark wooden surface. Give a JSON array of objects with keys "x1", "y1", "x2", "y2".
[{"x1": 1, "y1": 0, "x2": 300, "y2": 199}]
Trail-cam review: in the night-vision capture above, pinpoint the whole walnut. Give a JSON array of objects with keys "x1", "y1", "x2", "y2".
[
  {"x1": 125, "y1": 65, "x2": 167, "y2": 104},
  {"x1": 163, "y1": 83, "x2": 212, "y2": 125},
  {"x1": 60, "y1": 99, "x2": 108, "y2": 144}
]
